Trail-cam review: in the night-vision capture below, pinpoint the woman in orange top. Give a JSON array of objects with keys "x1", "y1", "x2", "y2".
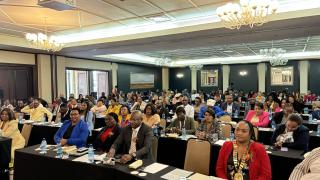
[
  {"x1": 142, "y1": 103, "x2": 160, "y2": 128},
  {"x1": 118, "y1": 105, "x2": 131, "y2": 128}
]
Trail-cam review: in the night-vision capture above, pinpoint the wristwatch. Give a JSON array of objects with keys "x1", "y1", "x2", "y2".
[{"x1": 131, "y1": 152, "x2": 137, "y2": 159}]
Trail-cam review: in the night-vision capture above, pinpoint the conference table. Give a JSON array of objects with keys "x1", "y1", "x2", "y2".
[
  {"x1": 157, "y1": 136, "x2": 304, "y2": 180},
  {"x1": 0, "y1": 137, "x2": 11, "y2": 180},
  {"x1": 14, "y1": 145, "x2": 222, "y2": 180}
]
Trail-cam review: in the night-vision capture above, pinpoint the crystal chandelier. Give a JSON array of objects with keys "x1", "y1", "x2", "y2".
[
  {"x1": 25, "y1": 17, "x2": 63, "y2": 52},
  {"x1": 216, "y1": 0, "x2": 278, "y2": 29},
  {"x1": 189, "y1": 64, "x2": 203, "y2": 70},
  {"x1": 155, "y1": 57, "x2": 172, "y2": 66},
  {"x1": 25, "y1": 33, "x2": 63, "y2": 52},
  {"x1": 260, "y1": 48, "x2": 288, "y2": 66}
]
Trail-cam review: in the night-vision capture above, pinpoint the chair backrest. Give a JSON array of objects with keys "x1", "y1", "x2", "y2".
[
  {"x1": 151, "y1": 136, "x2": 158, "y2": 161},
  {"x1": 253, "y1": 126, "x2": 259, "y2": 141},
  {"x1": 194, "y1": 120, "x2": 199, "y2": 130},
  {"x1": 21, "y1": 124, "x2": 33, "y2": 147},
  {"x1": 184, "y1": 138, "x2": 211, "y2": 175},
  {"x1": 219, "y1": 115, "x2": 232, "y2": 122},
  {"x1": 221, "y1": 123, "x2": 232, "y2": 138},
  {"x1": 159, "y1": 119, "x2": 166, "y2": 129}
]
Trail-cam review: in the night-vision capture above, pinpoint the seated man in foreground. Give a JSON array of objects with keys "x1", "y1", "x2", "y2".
[{"x1": 108, "y1": 110, "x2": 153, "y2": 163}]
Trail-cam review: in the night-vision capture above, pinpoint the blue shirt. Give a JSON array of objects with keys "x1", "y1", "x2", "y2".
[
  {"x1": 198, "y1": 106, "x2": 226, "y2": 121},
  {"x1": 54, "y1": 119, "x2": 89, "y2": 148}
]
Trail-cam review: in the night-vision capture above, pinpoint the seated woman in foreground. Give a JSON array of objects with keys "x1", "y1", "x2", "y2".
[
  {"x1": 54, "y1": 108, "x2": 89, "y2": 148},
  {"x1": 94, "y1": 112, "x2": 121, "y2": 152},
  {"x1": 216, "y1": 120, "x2": 272, "y2": 180}
]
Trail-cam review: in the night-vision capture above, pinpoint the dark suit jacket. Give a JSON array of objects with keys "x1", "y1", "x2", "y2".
[
  {"x1": 221, "y1": 102, "x2": 240, "y2": 115},
  {"x1": 166, "y1": 116, "x2": 196, "y2": 135},
  {"x1": 93, "y1": 125, "x2": 121, "y2": 152},
  {"x1": 271, "y1": 124, "x2": 309, "y2": 151},
  {"x1": 111, "y1": 123, "x2": 153, "y2": 160},
  {"x1": 273, "y1": 111, "x2": 285, "y2": 125}
]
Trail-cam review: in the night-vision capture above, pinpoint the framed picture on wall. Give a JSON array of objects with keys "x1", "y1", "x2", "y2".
[
  {"x1": 130, "y1": 73, "x2": 154, "y2": 89},
  {"x1": 271, "y1": 66, "x2": 294, "y2": 86},
  {"x1": 201, "y1": 69, "x2": 218, "y2": 87}
]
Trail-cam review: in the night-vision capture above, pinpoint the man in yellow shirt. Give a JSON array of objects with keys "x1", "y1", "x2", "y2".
[{"x1": 21, "y1": 99, "x2": 53, "y2": 122}]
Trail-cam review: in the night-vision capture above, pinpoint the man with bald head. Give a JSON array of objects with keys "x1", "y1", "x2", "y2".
[{"x1": 108, "y1": 111, "x2": 153, "y2": 163}]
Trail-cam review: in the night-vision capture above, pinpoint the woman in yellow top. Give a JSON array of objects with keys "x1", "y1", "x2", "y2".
[
  {"x1": 142, "y1": 103, "x2": 160, "y2": 127},
  {"x1": 106, "y1": 98, "x2": 121, "y2": 115},
  {"x1": 118, "y1": 105, "x2": 131, "y2": 128},
  {"x1": 0, "y1": 108, "x2": 25, "y2": 166}
]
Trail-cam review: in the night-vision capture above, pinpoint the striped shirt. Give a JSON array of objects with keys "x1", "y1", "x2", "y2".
[{"x1": 289, "y1": 147, "x2": 320, "y2": 180}]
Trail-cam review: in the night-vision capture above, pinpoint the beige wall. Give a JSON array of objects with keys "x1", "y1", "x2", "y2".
[
  {"x1": 162, "y1": 67, "x2": 169, "y2": 90},
  {"x1": 0, "y1": 50, "x2": 35, "y2": 65},
  {"x1": 37, "y1": 54, "x2": 52, "y2": 102},
  {"x1": 56, "y1": 56, "x2": 114, "y2": 97}
]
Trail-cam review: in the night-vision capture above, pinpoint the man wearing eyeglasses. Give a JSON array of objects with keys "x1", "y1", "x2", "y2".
[{"x1": 271, "y1": 114, "x2": 309, "y2": 151}]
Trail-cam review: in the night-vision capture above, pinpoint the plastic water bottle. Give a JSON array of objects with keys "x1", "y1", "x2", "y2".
[
  {"x1": 40, "y1": 138, "x2": 47, "y2": 154},
  {"x1": 88, "y1": 144, "x2": 94, "y2": 163},
  {"x1": 18, "y1": 114, "x2": 23, "y2": 124},
  {"x1": 230, "y1": 132, "x2": 235, "y2": 141},
  {"x1": 271, "y1": 120, "x2": 277, "y2": 130},
  {"x1": 162, "y1": 113, "x2": 166, "y2": 119},
  {"x1": 309, "y1": 114, "x2": 313, "y2": 122},
  {"x1": 181, "y1": 128, "x2": 186, "y2": 140},
  {"x1": 234, "y1": 110, "x2": 238, "y2": 118},
  {"x1": 317, "y1": 124, "x2": 320, "y2": 136},
  {"x1": 304, "y1": 108, "x2": 309, "y2": 114},
  {"x1": 56, "y1": 143, "x2": 63, "y2": 158},
  {"x1": 269, "y1": 113, "x2": 273, "y2": 121}
]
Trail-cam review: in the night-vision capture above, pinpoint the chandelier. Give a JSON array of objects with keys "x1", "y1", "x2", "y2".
[
  {"x1": 260, "y1": 48, "x2": 288, "y2": 66},
  {"x1": 155, "y1": 57, "x2": 172, "y2": 66},
  {"x1": 25, "y1": 33, "x2": 63, "y2": 52},
  {"x1": 189, "y1": 64, "x2": 203, "y2": 70},
  {"x1": 216, "y1": 0, "x2": 278, "y2": 29},
  {"x1": 25, "y1": 17, "x2": 63, "y2": 52}
]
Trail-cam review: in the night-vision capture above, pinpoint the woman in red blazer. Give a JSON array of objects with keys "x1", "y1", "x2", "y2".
[{"x1": 216, "y1": 120, "x2": 271, "y2": 180}]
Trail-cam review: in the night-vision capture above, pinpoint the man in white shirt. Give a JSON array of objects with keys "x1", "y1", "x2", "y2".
[{"x1": 173, "y1": 96, "x2": 194, "y2": 119}]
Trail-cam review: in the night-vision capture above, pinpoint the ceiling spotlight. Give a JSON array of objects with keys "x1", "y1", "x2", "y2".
[
  {"x1": 239, "y1": 71, "x2": 247, "y2": 76},
  {"x1": 176, "y1": 73, "x2": 184, "y2": 78}
]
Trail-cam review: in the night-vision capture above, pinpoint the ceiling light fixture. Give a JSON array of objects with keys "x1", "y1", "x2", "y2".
[
  {"x1": 155, "y1": 57, "x2": 172, "y2": 66},
  {"x1": 216, "y1": 0, "x2": 278, "y2": 29},
  {"x1": 25, "y1": 17, "x2": 63, "y2": 52}
]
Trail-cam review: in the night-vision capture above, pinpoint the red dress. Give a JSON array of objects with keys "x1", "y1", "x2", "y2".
[{"x1": 216, "y1": 141, "x2": 272, "y2": 180}]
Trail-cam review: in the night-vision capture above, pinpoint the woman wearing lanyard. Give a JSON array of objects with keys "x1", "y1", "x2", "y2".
[{"x1": 216, "y1": 120, "x2": 271, "y2": 180}]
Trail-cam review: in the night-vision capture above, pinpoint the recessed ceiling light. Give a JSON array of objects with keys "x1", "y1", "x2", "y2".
[
  {"x1": 146, "y1": 14, "x2": 172, "y2": 23},
  {"x1": 176, "y1": 73, "x2": 184, "y2": 78}
]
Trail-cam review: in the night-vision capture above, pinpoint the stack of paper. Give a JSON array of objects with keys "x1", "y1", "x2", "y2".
[
  {"x1": 161, "y1": 169, "x2": 193, "y2": 180},
  {"x1": 143, "y1": 163, "x2": 168, "y2": 174}
]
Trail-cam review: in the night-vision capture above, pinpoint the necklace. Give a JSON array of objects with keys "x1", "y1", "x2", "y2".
[{"x1": 232, "y1": 141, "x2": 249, "y2": 180}]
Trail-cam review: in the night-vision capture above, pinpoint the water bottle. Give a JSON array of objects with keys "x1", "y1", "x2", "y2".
[
  {"x1": 56, "y1": 143, "x2": 63, "y2": 158},
  {"x1": 317, "y1": 124, "x2": 320, "y2": 136},
  {"x1": 181, "y1": 128, "x2": 186, "y2": 140},
  {"x1": 40, "y1": 138, "x2": 47, "y2": 154},
  {"x1": 271, "y1": 120, "x2": 277, "y2": 130},
  {"x1": 230, "y1": 132, "x2": 235, "y2": 141},
  {"x1": 304, "y1": 107, "x2": 309, "y2": 114},
  {"x1": 18, "y1": 114, "x2": 23, "y2": 123},
  {"x1": 162, "y1": 113, "x2": 166, "y2": 119},
  {"x1": 88, "y1": 144, "x2": 94, "y2": 163},
  {"x1": 234, "y1": 110, "x2": 238, "y2": 118},
  {"x1": 309, "y1": 114, "x2": 313, "y2": 122},
  {"x1": 42, "y1": 116, "x2": 46, "y2": 123}
]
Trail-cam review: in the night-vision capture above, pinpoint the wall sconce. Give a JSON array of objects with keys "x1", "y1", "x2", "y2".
[
  {"x1": 239, "y1": 71, "x2": 247, "y2": 76},
  {"x1": 176, "y1": 73, "x2": 184, "y2": 78}
]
